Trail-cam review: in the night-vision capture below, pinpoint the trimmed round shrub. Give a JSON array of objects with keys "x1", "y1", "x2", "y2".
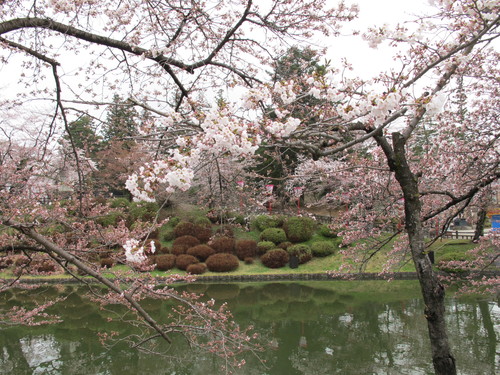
[
  {"x1": 158, "y1": 245, "x2": 171, "y2": 254},
  {"x1": 187, "y1": 263, "x2": 207, "y2": 275},
  {"x1": 160, "y1": 226, "x2": 175, "y2": 242},
  {"x1": 257, "y1": 241, "x2": 276, "y2": 255},
  {"x1": 311, "y1": 241, "x2": 337, "y2": 257},
  {"x1": 251, "y1": 215, "x2": 284, "y2": 231},
  {"x1": 318, "y1": 224, "x2": 338, "y2": 238},
  {"x1": 155, "y1": 254, "x2": 176, "y2": 271},
  {"x1": 100, "y1": 257, "x2": 114, "y2": 268},
  {"x1": 261, "y1": 249, "x2": 289, "y2": 268},
  {"x1": 260, "y1": 228, "x2": 287, "y2": 244},
  {"x1": 187, "y1": 244, "x2": 215, "y2": 261},
  {"x1": 284, "y1": 217, "x2": 316, "y2": 243},
  {"x1": 287, "y1": 244, "x2": 313, "y2": 264},
  {"x1": 209, "y1": 236, "x2": 235, "y2": 253},
  {"x1": 206, "y1": 253, "x2": 240, "y2": 272},
  {"x1": 168, "y1": 216, "x2": 181, "y2": 228},
  {"x1": 193, "y1": 224, "x2": 212, "y2": 243},
  {"x1": 278, "y1": 241, "x2": 292, "y2": 250},
  {"x1": 235, "y1": 240, "x2": 257, "y2": 260},
  {"x1": 175, "y1": 254, "x2": 199, "y2": 271},
  {"x1": 173, "y1": 221, "x2": 197, "y2": 238},
  {"x1": 173, "y1": 235, "x2": 200, "y2": 248},
  {"x1": 244, "y1": 257, "x2": 254, "y2": 265},
  {"x1": 192, "y1": 216, "x2": 212, "y2": 226}
]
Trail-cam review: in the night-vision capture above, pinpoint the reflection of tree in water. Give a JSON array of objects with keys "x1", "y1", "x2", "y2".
[{"x1": 0, "y1": 283, "x2": 498, "y2": 374}]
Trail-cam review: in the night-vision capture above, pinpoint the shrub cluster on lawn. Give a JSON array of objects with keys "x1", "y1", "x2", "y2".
[
  {"x1": 260, "y1": 228, "x2": 287, "y2": 244},
  {"x1": 187, "y1": 244, "x2": 216, "y2": 261},
  {"x1": 206, "y1": 253, "x2": 240, "y2": 272},
  {"x1": 209, "y1": 236, "x2": 235, "y2": 253},
  {"x1": 175, "y1": 254, "x2": 199, "y2": 271},
  {"x1": 287, "y1": 244, "x2": 312, "y2": 264},
  {"x1": 251, "y1": 215, "x2": 285, "y2": 231},
  {"x1": 257, "y1": 241, "x2": 276, "y2": 255},
  {"x1": 261, "y1": 249, "x2": 289, "y2": 268},
  {"x1": 283, "y1": 216, "x2": 316, "y2": 243},
  {"x1": 172, "y1": 235, "x2": 200, "y2": 255},
  {"x1": 155, "y1": 254, "x2": 177, "y2": 271},
  {"x1": 311, "y1": 241, "x2": 337, "y2": 257},
  {"x1": 235, "y1": 240, "x2": 257, "y2": 260}
]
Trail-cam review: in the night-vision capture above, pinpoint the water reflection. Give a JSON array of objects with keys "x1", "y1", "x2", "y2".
[{"x1": 0, "y1": 281, "x2": 498, "y2": 375}]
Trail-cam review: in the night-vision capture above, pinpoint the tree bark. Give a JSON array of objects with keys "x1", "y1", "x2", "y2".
[
  {"x1": 390, "y1": 133, "x2": 457, "y2": 375},
  {"x1": 472, "y1": 207, "x2": 487, "y2": 243}
]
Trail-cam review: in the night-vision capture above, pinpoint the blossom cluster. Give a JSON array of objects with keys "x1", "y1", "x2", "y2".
[{"x1": 123, "y1": 238, "x2": 156, "y2": 264}]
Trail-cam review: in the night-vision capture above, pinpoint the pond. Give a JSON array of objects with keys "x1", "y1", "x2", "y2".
[{"x1": 0, "y1": 280, "x2": 498, "y2": 374}]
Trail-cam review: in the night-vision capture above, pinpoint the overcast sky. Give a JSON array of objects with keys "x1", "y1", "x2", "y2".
[{"x1": 323, "y1": 0, "x2": 434, "y2": 79}]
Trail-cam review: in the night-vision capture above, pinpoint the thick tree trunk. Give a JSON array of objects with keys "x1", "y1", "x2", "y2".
[
  {"x1": 473, "y1": 208, "x2": 487, "y2": 243},
  {"x1": 391, "y1": 134, "x2": 457, "y2": 375}
]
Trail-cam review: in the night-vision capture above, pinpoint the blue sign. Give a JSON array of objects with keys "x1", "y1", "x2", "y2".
[{"x1": 492, "y1": 215, "x2": 500, "y2": 231}]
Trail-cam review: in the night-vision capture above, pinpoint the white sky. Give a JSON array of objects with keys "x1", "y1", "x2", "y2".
[{"x1": 324, "y1": 0, "x2": 434, "y2": 79}]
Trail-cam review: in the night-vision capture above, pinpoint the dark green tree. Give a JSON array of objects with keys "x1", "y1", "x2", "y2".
[
  {"x1": 102, "y1": 94, "x2": 139, "y2": 146},
  {"x1": 251, "y1": 47, "x2": 327, "y2": 204},
  {"x1": 63, "y1": 115, "x2": 102, "y2": 157}
]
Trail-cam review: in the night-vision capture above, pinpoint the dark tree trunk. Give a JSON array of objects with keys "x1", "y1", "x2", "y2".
[
  {"x1": 388, "y1": 133, "x2": 457, "y2": 375},
  {"x1": 472, "y1": 208, "x2": 487, "y2": 243}
]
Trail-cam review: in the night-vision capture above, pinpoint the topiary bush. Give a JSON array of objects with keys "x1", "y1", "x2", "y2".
[
  {"x1": 318, "y1": 224, "x2": 338, "y2": 238},
  {"x1": 155, "y1": 254, "x2": 177, "y2": 271},
  {"x1": 257, "y1": 241, "x2": 276, "y2": 255},
  {"x1": 260, "y1": 228, "x2": 287, "y2": 244},
  {"x1": 175, "y1": 254, "x2": 199, "y2": 271},
  {"x1": 235, "y1": 240, "x2": 257, "y2": 260},
  {"x1": 278, "y1": 241, "x2": 292, "y2": 250},
  {"x1": 187, "y1": 262, "x2": 207, "y2": 275},
  {"x1": 193, "y1": 224, "x2": 212, "y2": 243},
  {"x1": 187, "y1": 244, "x2": 215, "y2": 261},
  {"x1": 251, "y1": 215, "x2": 284, "y2": 231},
  {"x1": 209, "y1": 236, "x2": 235, "y2": 253},
  {"x1": 244, "y1": 257, "x2": 254, "y2": 265},
  {"x1": 206, "y1": 253, "x2": 240, "y2": 272},
  {"x1": 284, "y1": 216, "x2": 316, "y2": 243},
  {"x1": 100, "y1": 257, "x2": 114, "y2": 268},
  {"x1": 261, "y1": 249, "x2": 289, "y2": 268},
  {"x1": 168, "y1": 216, "x2": 181, "y2": 228},
  {"x1": 158, "y1": 245, "x2": 171, "y2": 254},
  {"x1": 160, "y1": 225, "x2": 175, "y2": 242},
  {"x1": 287, "y1": 244, "x2": 313, "y2": 264},
  {"x1": 173, "y1": 221, "x2": 197, "y2": 238},
  {"x1": 173, "y1": 235, "x2": 200, "y2": 249},
  {"x1": 311, "y1": 241, "x2": 337, "y2": 257}
]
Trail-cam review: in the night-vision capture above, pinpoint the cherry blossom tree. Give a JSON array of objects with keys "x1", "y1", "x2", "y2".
[
  {"x1": 0, "y1": 0, "x2": 358, "y2": 372},
  {"x1": 1, "y1": 0, "x2": 499, "y2": 374}
]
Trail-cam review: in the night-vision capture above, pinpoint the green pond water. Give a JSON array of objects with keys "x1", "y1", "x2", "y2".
[{"x1": 0, "y1": 280, "x2": 498, "y2": 375}]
